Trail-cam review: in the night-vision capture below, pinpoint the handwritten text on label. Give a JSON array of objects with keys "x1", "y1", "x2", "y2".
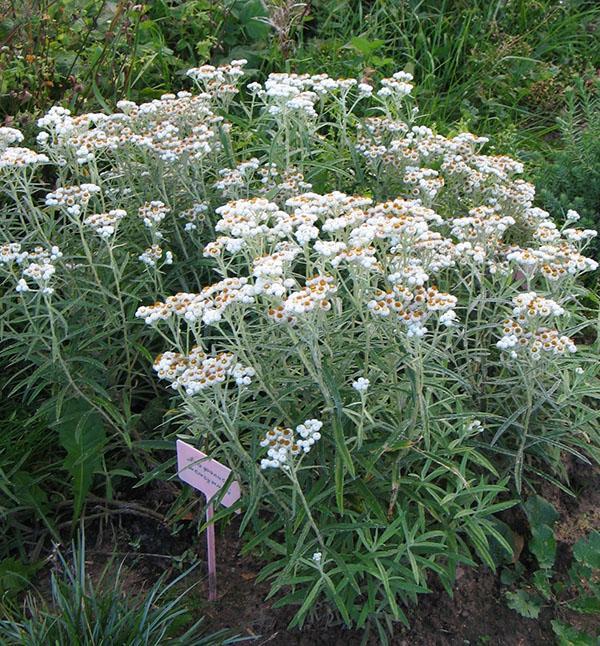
[{"x1": 176, "y1": 440, "x2": 241, "y2": 507}]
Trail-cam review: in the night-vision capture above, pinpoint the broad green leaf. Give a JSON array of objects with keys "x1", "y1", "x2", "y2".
[
  {"x1": 532, "y1": 569, "x2": 552, "y2": 600},
  {"x1": 530, "y1": 524, "x2": 556, "y2": 569},
  {"x1": 573, "y1": 531, "x2": 600, "y2": 569},
  {"x1": 551, "y1": 620, "x2": 596, "y2": 646},
  {"x1": 524, "y1": 495, "x2": 560, "y2": 528},
  {"x1": 566, "y1": 595, "x2": 600, "y2": 615},
  {"x1": 505, "y1": 589, "x2": 543, "y2": 619},
  {"x1": 346, "y1": 36, "x2": 385, "y2": 56},
  {"x1": 55, "y1": 398, "x2": 107, "y2": 520}
]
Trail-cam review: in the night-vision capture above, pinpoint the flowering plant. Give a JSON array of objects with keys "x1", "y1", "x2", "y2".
[{"x1": 1, "y1": 63, "x2": 598, "y2": 632}]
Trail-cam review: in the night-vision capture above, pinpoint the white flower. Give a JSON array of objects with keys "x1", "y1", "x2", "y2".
[
  {"x1": 466, "y1": 420, "x2": 484, "y2": 434},
  {"x1": 312, "y1": 552, "x2": 322, "y2": 564},
  {"x1": 84, "y1": 209, "x2": 126, "y2": 238},
  {"x1": 259, "y1": 419, "x2": 323, "y2": 468},
  {"x1": 15, "y1": 278, "x2": 30, "y2": 293},
  {"x1": 139, "y1": 201, "x2": 170, "y2": 228},
  {"x1": 497, "y1": 334, "x2": 519, "y2": 350},
  {"x1": 566, "y1": 209, "x2": 580, "y2": 222},
  {"x1": 0, "y1": 126, "x2": 24, "y2": 149},
  {"x1": 439, "y1": 310, "x2": 459, "y2": 327},
  {"x1": 0, "y1": 147, "x2": 49, "y2": 168},
  {"x1": 407, "y1": 323, "x2": 427, "y2": 338},
  {"x1": 352, "y1": 377, "x2": 370, "y2": 392},
  {"x1": 247, "y1": 82, "x2": 263, "y2": 94},
  {"x1": 139, "y1": 245, "x2": 163, "y2": 267}
]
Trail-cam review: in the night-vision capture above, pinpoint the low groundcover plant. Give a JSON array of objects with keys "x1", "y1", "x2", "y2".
[{"x1": 1, "y1": 63, "x2": 598, "y2": 636}]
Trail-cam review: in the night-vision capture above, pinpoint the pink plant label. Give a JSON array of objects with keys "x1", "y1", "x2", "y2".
[
  {"x1": 176, "y1": 439, "x2": 240, "y2": 507},
  {"x1": 176, "y1": 439, "x2": 241, "y2": 601}
]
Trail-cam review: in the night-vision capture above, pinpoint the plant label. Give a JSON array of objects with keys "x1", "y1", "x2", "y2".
[
  {"x1": 176, "y1": 439, "x2": 241, "y2": 507},
  {"x1": 176, "y1": 439, "x2": 241, "y2": 601}
]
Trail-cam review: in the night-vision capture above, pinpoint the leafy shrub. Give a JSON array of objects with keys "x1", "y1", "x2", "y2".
[
  {"x1": 0, "y1": 62, "x2": 598, "y2": 634},
  {"x1": 0, "y1": 534, "x2": 243, "y2": 645},
  {"x1": 0, "y1": 0, "x2": 269, "y2": 123}
]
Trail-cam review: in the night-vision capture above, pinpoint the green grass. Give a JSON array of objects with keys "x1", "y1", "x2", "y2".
[
  {"x1": 0, "y1": 533, "x2": 246, "y2": 645},
  {"x1": 285, "y1": 1, "x2": 599, "y2": 147}
]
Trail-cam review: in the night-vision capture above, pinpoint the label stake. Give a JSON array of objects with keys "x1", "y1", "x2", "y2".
[{"x1": 176, "y1": 440, "x2": 241, "y2": 601}]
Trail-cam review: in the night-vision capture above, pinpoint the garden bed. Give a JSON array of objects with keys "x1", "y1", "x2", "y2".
[{"x1": 74, "y1": 460, "x2": 599, "y2": 644}]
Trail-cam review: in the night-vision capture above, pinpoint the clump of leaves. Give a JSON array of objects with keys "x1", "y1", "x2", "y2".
[{"x1": 501, "y1": 494, "x2": 600, "y2": 645}]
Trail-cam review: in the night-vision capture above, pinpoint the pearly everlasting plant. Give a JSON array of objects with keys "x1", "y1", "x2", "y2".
[
  {"x1": 1, "y1": 62, "x2": 598, "y2": 632},
  {"x1": 137, "y1": 70, "x2": 597, "y2": 630}
]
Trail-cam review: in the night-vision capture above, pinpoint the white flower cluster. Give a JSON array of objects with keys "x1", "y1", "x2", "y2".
[
  {"x1": 506, "y1": 243, "x2": 598, "y2": 280},
  {"x1": 451, "y1": 207, "x2": 515, "y2": 245},
  {"x1": 36, "y1": 87, "x2": 226, "y2": 165},
  {"x1": 403, "y1": 165, "x2": 444, "y2": 201},
  {"x1": 179, "y1": 203, "x2": 208, "y2": 232},
  {"x1": 214, "y1": 158, "x2": 260, "y2": 196},
  {"x1": 257, "y1": 165, "x2": 312, "y2": 198},
  {"x1": 139, "y1": 245, "x2": 173, "y2": 268},
  {"x1": 0, "y1": 126, "x2": 24, "y2": 150},
  {"x1": 135, "y1": 277, "x2": 255, "y2": 325},
  {"x1": 533, "y1": 220, "x2": 561, "y2": 243},
  {"x1": 0, "y1": 146, "x2": 49, "y2": 170},
  {"x1": 153, "y1": 347, "x2": 255, "y2": 395},
  {"x1": 260, "y1": 419, "x2": 323, "y2": 469},
  {"x1": 213, "y1": 198, "x2": 286, "y2": 240},
  {"x1": 0, "y1": 127, "x2": 49, "y2": 170},
  {"x1": 377, "y1": 71, "x2": 414, "y2": 99},
  {"x1": 45, "y1": 184, "x2": 101, "y2": 216},
  {"x1": 562, "y1": 228, "x2": 597, "y2": 244},
  {"x1": 352, "y1": 377, "x2": 370, "y2": 392},
  {"x1": 186, "y1": 59, "x2": 247, "y2": 97},
  {"x1": 0, "y1": 243, "x2": 25, "y2": 265},
  {"x1": 368, "y1": 285, "x2": 458, "y2": 337},
  {"x1": 139, "y1": 201, "x2": 170, "y2": 231},
  {"x1": 281, "y1": 274, "x2": 337, "y2": 316},
  {"x1": 249, "y1": 72, "x2": 366, "y2": 120},
  {"x1": 497, "y1": 323, "x2": 577, "y2": 360},
  {"x1": 84, "y1": 209, "x2": 127, "y2": 239},
  {"x1": 211, "y1": 159, "x2": 314, "y2": 203},
  {"x1": 497, "y1": 293, "x2": 576, "y2": 360},
  {"x1": 511, "y1": 292, "x2": 565, "y2": 320},
  {"x1": 0, "y1": 243, "x2": 62, "y2": 295}
]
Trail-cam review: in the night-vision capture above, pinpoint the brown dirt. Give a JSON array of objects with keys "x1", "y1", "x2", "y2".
[{"x1": 197, "y1": 528, "x2": 553, "y2": 646}]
